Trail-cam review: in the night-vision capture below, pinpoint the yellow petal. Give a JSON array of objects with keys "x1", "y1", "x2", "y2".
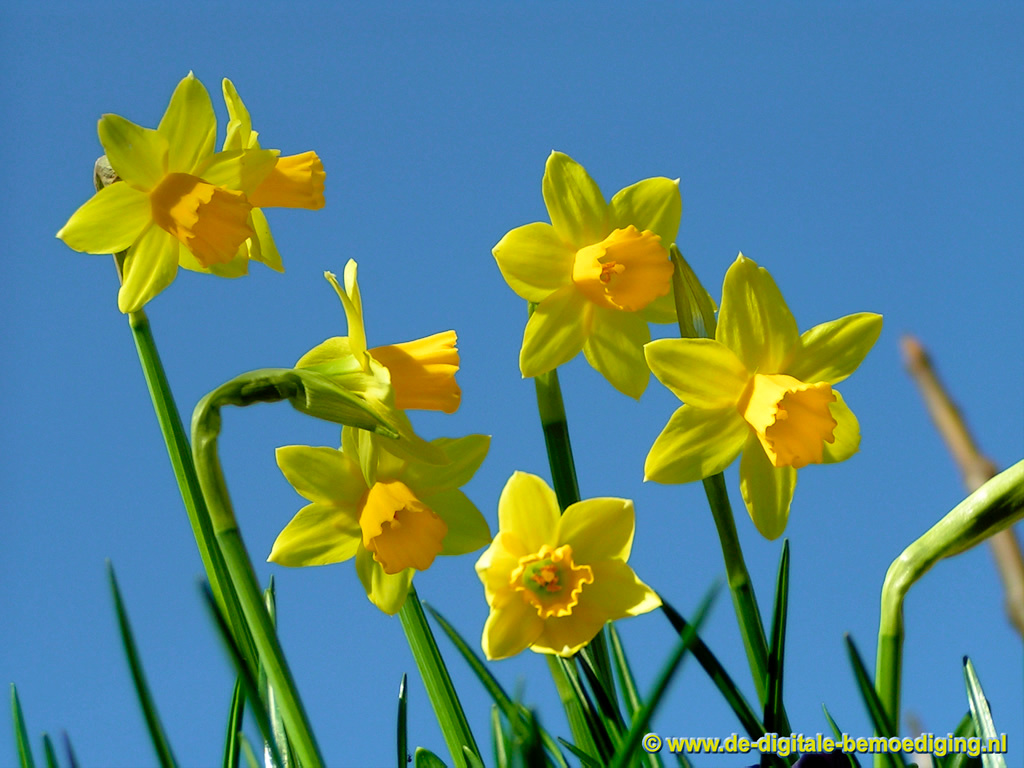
[
  {"x1": 739, "y1": 433, "x2": 797, "y2": 540},
  {"x1": 98, "y1": 114, "x2": 168, "y2": 190},
  {"x1": 275, "y1": 445, "x2": 366, "y2": 504},
  {"x1": 117, "y1": 225, "x2": 180, "y2": 313},
  {"x1": 644, "y1": 337, "x2": 748, "y2": 409},
  {"x1": 530, "y1": 597, "x2": 606, "y2": 657},
  {"x1": 585, "y1": 560, "x2": 662, "y2": 618},
  {"x1": 423, "y1": 489, "x2": 491, "y2": 556},
  {"x1": 822, "y1": 390, "x2": 860, "y2": 464},
  {"x1": 476, "y1": 532, "x2": 527, "y2": 605},
  {"x1": 542, "y1": 151, "x2": 608, "y2": 249},
  {"x1": 268, "y1": 502, "x2": 361, "y2": 566},
  {"x1": 582, "y1": 306, "x2": 650, "y2": 399},
  {"x1": 355, "y1": 546, "x2": 413, "y2": 615},
  {"x1": 784, "y1": 312, "x2": 883, "y2": 386},
  {"x1": 361, "y1": 480, "x2": 447, "y2": 574},
  {"x1": 558, "y1": 498, "x2": 634, "y2": 564},
  {"x1": 717, "y1": 254, "x2": 799, "y2": 373},
  {"x1": 243, "y1": 207, "x2": 283, "y2": 272},
  {"x1": 370, "y1": 331, "x2": 461, "y2": 413},
  {"x1": 158, "y1": 72, "x2": 216, "y2": 174},
  {"x1": 644, "y1": 405, "x2": 748, "y2": 484},
  {"x1": 481, "y1": 593, "x2": 543, "y2": 660},
  {"x1": 492, "y1": 222, "x2": 574, "y2": 303},
  {"x1": 497, "y1": 472, "x2": 559, "y2": 552},
  {"x1": 57, "y1": 183, "x2": 150, "y2": 254},
  {"x1": 249, "y1": 151, "x2": 325, "y2": 209},
  {"x1": 222, "y1": 78, "x2": 256, "y2": 151},
  {"x1": 520, "y1": 287, "x2": 589, "y2": 377}
]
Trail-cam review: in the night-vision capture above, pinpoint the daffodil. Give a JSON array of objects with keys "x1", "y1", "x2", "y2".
[
  {"x1": 57, "y1": 73, "x2": 324, "y2": 313},
  {"x1": 492, "y1": 151, "x2": 682, "y2": 398},
  {"x1": 220, "y1": 78, "x2": 325, "y2": 273},
  {"x1": 296, "y1": 260, "x2": 460, "y2": 467},
  {"x1": 270, "y1": 429, "x2": 491, "y2": 614},
  {"x1": 644, "y1": 254, "x2": 882, "y2": 539},
  {"x1": 475, "y1": 471, "x2": 660, "y2": 660}
]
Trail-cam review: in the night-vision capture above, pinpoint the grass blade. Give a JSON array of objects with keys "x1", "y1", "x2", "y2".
[
  {"x1": 262, "y1": 578, "x2": 292, "y2": 768},
  {"x1": 821, "y1": 705, "x2": 859, "y2": 768},
  {"x1": 490, "y1": 705, "x2": 508, "y2": 768},
  {"x1": 659, "y1": 600, "x2": 765, "y2": 738},
  {"x1": 200, "y1": 583, "x2": 284, "y2": 768},
  {"x1": 41, "y1": 736, "x2": 57, "y2": 768},
  {"x1": 558, "y1": 738, "x2": 604, "y2": 768},
  {"x1": 238, "y1": 734, "x2": 261, "y2": 768},
  {"x1": 763, "y1": 540, "x2": 793, "y2": 758},
  {"x1": 608, "y1": 586, "x2": 717, "y2": 768},
  {"x1": 424, "y1": 604, "x2": 569, "y2": 768},
  {"x1": 11, "y1": 685, "x2": 35, "y2": 768},
  {"x1": 222, "y1": 679, "x2": 245, "y2": 768},
  {"x1": 414, "y1": 747, "x2": 449, "y2": 768},
  {"x1": 608, "y1": 625, "x2": 663, "y2": 768},
  {"x1": 844, "y1": 635, "x2": 905, "y2": 768},
  {"x1": 398, "y1": 674, "x2": 409, "y2": 768},
  {"x1": 107, "y1": 563, "x2": 179, "y2": 768},
  {"x1": 61, "y1": 733, "x2": 80, "y2": 768},
  {"x1": 963, "y1": 658, "x2": 1007, "y2": 768},
  {"x1": 945, "y1": 711, "x2": 978, "y2": 768}
]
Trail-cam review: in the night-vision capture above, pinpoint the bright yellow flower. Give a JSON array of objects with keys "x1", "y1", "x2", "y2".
[
  {"x1": 220, "y1": 79, "x2": 325, "y2": 273},
  {"x1": 296, "y1": 260, "x2": 460, "y2": 465},
  {"x1": 270, "y1": 429, "x2": 491, "y2": 614},
  {"x1": 476, "y1": 472, "x2": 660, "y2": 660},
  {"x1": 644, "y1": 254, "x2": 883, "y2": 540},
  {"x1": 57, "y1": 73, "x2": 325, "y2": 313},
  {"x1": 492, "y1": 151, "x2": 681, "y2": 398}
]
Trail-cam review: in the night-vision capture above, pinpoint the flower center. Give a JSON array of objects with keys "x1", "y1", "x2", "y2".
[
  {"x1": 738, "y1": 373, "x2": 838, "y2": 468},
  {"x1": 359, "y1": 480, "x2": 447, "y2": 574},
  {"x1": 510, "y1": 544, "x2": 593, "y2": 619},
  {"x1": 571, "y1": 226, "x2": 673, "y2": 312},
  {"x1": 150, "y1": 172, "x2": 253, "y2": 267}
]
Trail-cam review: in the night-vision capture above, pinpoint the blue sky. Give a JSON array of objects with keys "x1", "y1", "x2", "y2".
[{"x1": 3, "y1": 3, "x2": 1022, "y2": 766}]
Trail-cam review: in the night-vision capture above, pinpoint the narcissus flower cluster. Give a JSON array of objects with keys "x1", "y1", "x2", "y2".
[
  {"x1": 644, "y1": 254, "x2": 882, "y2": 539},
  {"x1": 492, "y1": 151, "x2": 681, "y2": 398},
  {"x1": 475, "y1": 472, "x2": 660, "y2": 659},
  {"x1": 57, "y1": 73, "x2": 324, "y2": 313}
]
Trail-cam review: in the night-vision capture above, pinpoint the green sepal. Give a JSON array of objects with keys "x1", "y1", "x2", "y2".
[{"x1": 668, "y1": 245, "x2": 717, "y2": 338}]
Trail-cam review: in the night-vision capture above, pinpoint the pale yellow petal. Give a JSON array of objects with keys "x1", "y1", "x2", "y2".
[{"x1": 645, "y1": 405, "x2": 748, "y2": 484}]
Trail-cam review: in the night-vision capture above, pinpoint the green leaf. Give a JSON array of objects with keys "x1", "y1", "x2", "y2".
[
  {"x1": 398, "y1": 675, "x2": 409, "y2": 768},
  {"x1": 10, "y1": 685, "x2": 35, "y2": 768},
  {"x1": 200, "y1": 583, "x2": 284, "y2": 768},
  {"x1": 609, "y1": 586, "x2": 717, "y2": 768},
  {"x1": 399, "y1": 591, "x2": 480, "y2": 768},
  {"x1": 945, "y1": 712, "x2": 979, "y2": 768},
  {"x1": 576, "y1": 651, "x2": 626, "y2": 747},
  {"x1": 963, "y1": 658, "x2": 1007, "y2": 768},
  {"x1": 61, "y1": 734, "x2": 80, "y2": 768},
  {"x1": 821, "y1": 705, "x2": 860, "y2": 768},
  {"x1": 238, "y1": 734, "x2": 261, "y2": 768},
  {"x1": 262, "y1": 579, "x2": 292, "y2": 768},
  {"x1": 414, "y1": 747, "x2": 449, "y2": 768},
  {"x1": 490, "y1": 705, "x2": 509, "y2": 768},
  {"x1": 108, "y1": 563, "x2": 179, "y2": 768},
  {"x1": 843, "y1": 635, "x2": 905, "y2": 768},
  {"x1": 557, "y1": 739, "x2": 604, "y2": 768},
  {"x1": 658, "y1": 601, "x2": 765, "y2": 738},
  {"x1": 41, "y1": 735, "x2": 58, "y2": 768},
  {"x1": 607, "y1": 625, "x2": 663, "y2": 768},
  {"x1": 669, "y1": 245, "x2": 717, "y2": 339},
  {"x1": 764, "y1": 540, "x2": 793, "y2": 750},
  {"x1": 424, "y1": 604, "x2": 568, "y2": 768},
  {"x1": 222, "y1": 679, "x2": 245, "y2": 768},
  {"x1": 556, "y1": 656, "x2": 614, "y2": 763}
]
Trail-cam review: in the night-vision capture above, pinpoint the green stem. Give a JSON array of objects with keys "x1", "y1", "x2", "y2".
[
  {"x1": 702, "y1": 473, "x2": 770, "y2": 705},
  {"x1": 875, "y1": 459, "x2": 1024, "y2": 749},
  {"x1": 126, "y1": 307, "x2": 257, "y2": 671},
  {"x1": 668, "y1": 251, "x2": 771, "y2": 705},
  {"x1": 399, "y1": 588, "x2": 480, "y2": 768}
]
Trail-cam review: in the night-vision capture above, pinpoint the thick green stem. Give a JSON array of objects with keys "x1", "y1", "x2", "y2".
[
  {"x1": 399, "y1": 587, "x2": 479, "y2": 768},
  {"x1": 702, "y1": 474, "x2": 770, "y2": 705},
  {"x1": 875, "y1": 458, "x2": 1024, "y2": 753},
  {"x1": 126, "y1": 308, "x2": 257, "y2": 671}
]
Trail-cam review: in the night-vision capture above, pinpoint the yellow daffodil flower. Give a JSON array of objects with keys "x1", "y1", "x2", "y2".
[
  {"x1": 476, "y1": 472, "x2": 661, "y2": 660},
  {"x1": 57, "y1": 73, "x2": 323, "y2": 312},
  {"x1": 296, "y1": 260, "x2": 459, "y2": 468},
  {"x1": 220, "y1": 79, "x2": 325, "y2": 273},
  {"x1": 270, "y1": 429, "x2": 492, "y2": 614},
  {"x1": 644, "y1": 254, "x2": 883, "y2": 539},
  {"x1": 492, "y1": 151, "x2": 682, "y2": 398}
]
